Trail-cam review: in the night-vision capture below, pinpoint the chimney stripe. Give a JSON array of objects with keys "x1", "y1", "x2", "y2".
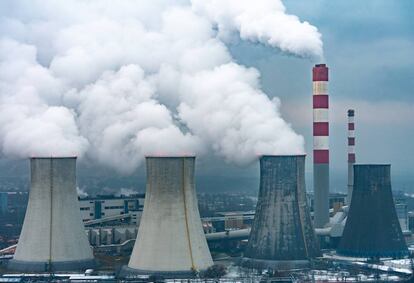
[
  {"x1": 313, "y1": 95, "x2": 329, "y2": 108},
  {"x1": 312, "y1": 65, "x2": 329, "y2": 81},
  {"x1": 313, "y1": 122, "x2": 329, "y2": 136},
  {"x1": 313, "y1": 136, "x2": 329, "y2": 150},
  {"x1": 312, "y1": 81, "x2": 328, "y2": 95},
  {"x1": 313, "y1": 109, "x2": 329, "y2": 123},
  {"x1": 313, "y1": 150, "x2": 329, "y2": 163}
]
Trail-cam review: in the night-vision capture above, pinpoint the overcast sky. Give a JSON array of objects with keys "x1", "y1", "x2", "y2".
[{"x1": 223, "y1": 0, "x2": 414, "y2": 191}]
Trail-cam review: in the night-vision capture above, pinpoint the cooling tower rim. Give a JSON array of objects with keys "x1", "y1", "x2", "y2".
[
  {"x1": 145, "y1": 155, "x2": 196, "y2": 158},
  {"x1": 260, "y1": 154, "x2": 306, "y2": 158},
  {"x1": 30, "y1": 156, "x2": 77, "y2": 160},
  {"x1": 240, "y1": 257, "x2": 310, "y2": 270},
  {"x1": 120, "y1": 266, "x2": 207, "y2": 278},
  {"x1": 353, "y1": 164, "x2": 391, "y2": 167},
  {"x1": 8, "y1": 258, "x2": 96, "y2": 272}
]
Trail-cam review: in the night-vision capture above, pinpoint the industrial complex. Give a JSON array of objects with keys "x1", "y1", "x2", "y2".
[{"x1": 0, "y1": 64, "x2": 413, "y2": 282}]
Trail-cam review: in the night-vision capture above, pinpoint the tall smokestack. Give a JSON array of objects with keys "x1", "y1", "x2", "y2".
[
  {"x1": 243, "y1": 155, "x2": 320, "y2": 269},
  {"x1": 338, "y1": 165, "x2": 408, "y2": 258},
  {"x1": 8, "y1": 157, "x2": 95, "y2": 272},
  {"x1": 312, "y1": 63, "x2": 330, "y2": 228},
  {"x1": 123, "y1": 156, "x2": 213, "y2": 277},
  {"x1": 347, "y1": 109, "x2": 355, "y2": 204}
]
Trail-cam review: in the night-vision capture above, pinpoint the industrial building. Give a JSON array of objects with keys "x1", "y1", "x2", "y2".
[
  {"x1": 8, "y1": 157, "x2": 95, "y2": 272},
  {"x1": 307, "y1": 192, "x2": 347, "y2": 214},
  {"x1": 79, "y1": 194, "x2": 144, "y2": 223},
  {"x1": 123, "y1": 156, "x2": 213, "y2": 276},
  {"x1": 243, "y1": 155, "x2": 320, "y2": 269},
  {"x1": 211, "y1": 211, "x2": 254, "y2": 231},
  {"x1": 337, "y1": 165, "x2": 409, "y2": 258}
]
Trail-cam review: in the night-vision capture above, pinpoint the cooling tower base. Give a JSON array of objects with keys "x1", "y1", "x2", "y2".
[
  {"x1": 336, "y1": 249, "x2": 409, "y2": 259},
  {"x1": 241, "y1": 258, "x2": 310, "y2": 271},
  {"x1": 8, "y1": 259, "x2": 96, "y2": 272},
  {"x1": 119, "y1": 265, "x2": 206, "y2": 279}
]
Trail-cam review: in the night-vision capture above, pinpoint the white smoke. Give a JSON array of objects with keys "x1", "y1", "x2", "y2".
[
  {"x1": 76, "y1": 186, "x2": 88, "y2": 198},
  {"x1": 191, "y1": 0, "x2": 323, "y2": 58},
  {"x1": 117, "y1": 188, "x2": 139, "y2": 197},
  {"x1": 177, "y1": 63, "x2": 304, "y2": 164},
  {"x1": 0, "y1": 0, "x2": 322, "y2": 173}
]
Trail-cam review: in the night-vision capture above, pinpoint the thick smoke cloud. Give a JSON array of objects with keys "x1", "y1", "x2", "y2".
[
  {"x1": 192, "y1": 0, "x2": 323, "y2": 58},
  {"x1": 0, "y1": 0, "x2": 322, "y2": 173}
]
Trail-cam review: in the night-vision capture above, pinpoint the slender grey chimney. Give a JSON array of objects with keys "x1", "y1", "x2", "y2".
[{"x1": 347, "y1": 109, "x2": 355, "y2": 204}]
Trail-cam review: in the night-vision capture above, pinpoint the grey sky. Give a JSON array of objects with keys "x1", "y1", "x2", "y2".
[{"x1": 226, "y1": 0, "x2": 414, "y2": 191}]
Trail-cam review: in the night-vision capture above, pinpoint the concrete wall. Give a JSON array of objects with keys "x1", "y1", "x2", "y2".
[
  {"x1": 9, "y1": 158, "x2": 94, "y2": 272},
  {"x1": 127, "y1": 156, "x2": 213, "y2": 275},
  {"x1": 244, "y1": 155, "x2": 319, "y2": 267}
]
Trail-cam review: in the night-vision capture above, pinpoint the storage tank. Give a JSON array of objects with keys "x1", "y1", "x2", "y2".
[
  {"x1": 8, "y1": 157, "x2": 95, "y2": 272},
  {"x1": 243, "y1": 155, "x2": 320, "y2": 269},
  {"x1": 123, "y1": 156, "x2": 213, "y2": 277},
  {"x1": 338, "y1": 164, "x2": 408, "y2": 258}
]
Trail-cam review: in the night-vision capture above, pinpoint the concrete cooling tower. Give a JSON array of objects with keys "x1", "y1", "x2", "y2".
[
  {"x1": 123, "y1": 156, "x2": 213, "y2": 277},
  {"x1": 8, "y1": 157, "x2": 95, "y2": 272},
  {"x1": 338, "y1": 165, "x2": 408, "y2": 258},
  {"x1": 243, "y1": 155, "x2": 320, "y2": 269}
]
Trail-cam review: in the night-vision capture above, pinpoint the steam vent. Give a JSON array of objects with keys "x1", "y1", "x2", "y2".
[
  {"x1": 8, "y1": 157, "x2": 95, "y2": 272},
  {"x1": 124, "y1": 156, "x2": 213, "y2": 276},
  {"x1": 338, "y1": 165, "x2": 408, "y2": 258},
  {"x1": 243, "y1": 155, "x2": 320, "y2": 269}
]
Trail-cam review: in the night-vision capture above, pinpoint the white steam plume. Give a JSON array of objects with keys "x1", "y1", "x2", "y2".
[
  {"x1": 0, "y1": 0, "x2": 322, "y2": 173},
  {"x1": 192, "y1": 0, "x2": 323, "y2": 59}
]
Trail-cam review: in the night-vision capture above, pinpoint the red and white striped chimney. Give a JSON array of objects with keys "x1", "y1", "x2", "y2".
[
  {"x1": 312, "y1": 64, "x2": 330, "y2": 228},
  {"x1": 347, "y1": 109, "x2": 355, "y2": 205}
]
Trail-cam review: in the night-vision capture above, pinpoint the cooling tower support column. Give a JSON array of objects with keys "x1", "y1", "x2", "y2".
[
  {"x1": 243, "y1": 155, "x2": 320, "y2": 270},
  {"x1": 8, "y1": 157, "x2": 95, "y2": 272},
  {"x1": 338, "y1": 165, "x2": 408, "y2": 258},
  {"x1": 312, "y1": 64, "x2": 330, "y2": 228},
  {"x1": 346, "y1": 109, "x2": 356, "y2": 204},
  {"x1": 123, "y1": 156, "x2": 213, "y2": 277}
]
